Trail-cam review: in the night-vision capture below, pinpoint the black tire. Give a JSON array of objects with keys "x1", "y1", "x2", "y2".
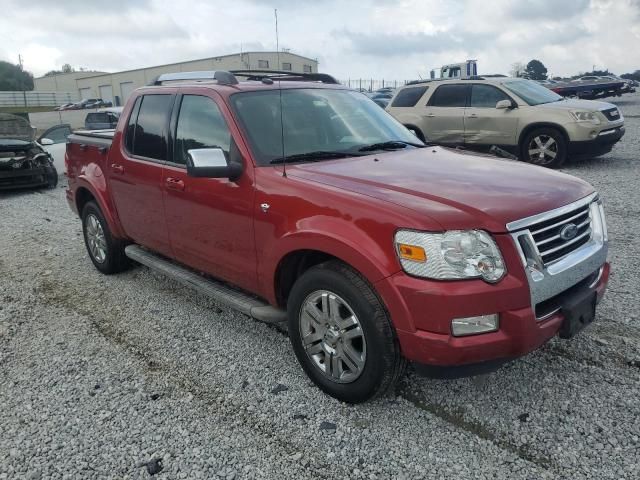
[
  {"x1": 44, "y1": 164, "x2": 58, "y2": 189},
  {"x1": 521, "y1": 127, "x2": 567, "y2": 168},
  {"x1": 287, "y1": 260, "x2": 406, "y2": 403},
  {"x1": 81, "y1": 201, "x2": 129, "y2": 274}
]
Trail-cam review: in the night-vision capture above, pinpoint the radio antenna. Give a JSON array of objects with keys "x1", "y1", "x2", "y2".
[{"x1": 275, "y1": 8, "x2": 286, "y2": 177}]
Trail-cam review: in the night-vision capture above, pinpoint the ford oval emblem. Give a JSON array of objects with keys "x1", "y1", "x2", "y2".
[{"x1": 560, "y1": 223, "x2": 579, "y2": 241}]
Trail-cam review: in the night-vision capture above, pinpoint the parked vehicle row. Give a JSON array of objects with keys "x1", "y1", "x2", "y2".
[
  {"x1": 386, "y1": 76, "x2": 625, "y2": 168},
  {"x1": 64, "y1": 70, "x2": 610, "y2": 403},
  {"x1": 55, "y1": 98, "x2": 113, "y2": 111}
]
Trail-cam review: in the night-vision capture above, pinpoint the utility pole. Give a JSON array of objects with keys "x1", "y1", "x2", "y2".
[{"x1": 18, "y1": 54, "x2": 23, "y2": 70}]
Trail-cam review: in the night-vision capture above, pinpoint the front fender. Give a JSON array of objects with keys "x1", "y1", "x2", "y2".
[{"x1": 259, "y1": 217, "x2": 402, "y2": 305}]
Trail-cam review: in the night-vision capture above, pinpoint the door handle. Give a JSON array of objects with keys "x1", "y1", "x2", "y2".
[
  {"x1": 468, "y1": 113, "x2": 478, "y2": 118},
  {"x1": 165, "y1": 177, "x2": 185, "y2": 191},
  {"x1": 426, "y1": 113, "x2": 436, "y2": 118},
  {"x1": 111, "y1": 163, "x2": 124, "y2": 174}
]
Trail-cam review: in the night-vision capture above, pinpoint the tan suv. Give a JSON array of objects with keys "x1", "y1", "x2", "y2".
[{"x1": 386, "y1": 77, "x2": 625, "y2": 168}]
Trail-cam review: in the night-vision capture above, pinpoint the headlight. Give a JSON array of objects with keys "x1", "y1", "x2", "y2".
[
  {"x1": 395, "y1": 230, "x2": 506, "y2": 283},
  {"x1": 570, "y1": 110, "x2": 601, "y2": 125}
]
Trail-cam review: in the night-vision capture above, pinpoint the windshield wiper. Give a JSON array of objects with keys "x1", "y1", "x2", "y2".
[
  {"x1": 357, "y1": 140, "x2": 426, "y2": 152},
  {"x1": 269, "y1": 150, "x2": 358, "y2": 164}
]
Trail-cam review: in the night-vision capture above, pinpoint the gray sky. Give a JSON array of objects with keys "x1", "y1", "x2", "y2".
[{"x1": 1, "y1": 0, "x2": 639, "y2": 80}]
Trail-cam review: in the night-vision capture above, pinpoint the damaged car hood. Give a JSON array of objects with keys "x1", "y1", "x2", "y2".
[{"x1": 0, "y1": 113, "x2": 36, "y2": 145}]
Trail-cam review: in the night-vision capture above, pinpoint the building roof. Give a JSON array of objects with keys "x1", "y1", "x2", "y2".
[{"x1": 39, "y1": 51, "x2": 318, "y2": 81}]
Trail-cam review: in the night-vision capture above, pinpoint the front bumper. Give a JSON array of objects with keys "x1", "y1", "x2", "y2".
[
  {"x1": 377, "y1": 196, "x2": 609, "y2": 370},
  {"x1": 0, "y1": 167, "x2": 49, "y2": 190},
  {"x1": 568, "y1": 125, "x2": 625, "y2": 156},
  {"x1": 379, "y1": 262, "x2": 609, "y2": 369}
]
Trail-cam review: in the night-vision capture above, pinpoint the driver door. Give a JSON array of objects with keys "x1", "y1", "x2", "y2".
[
  {"x1": 464, "y1": 84, "x2": 519, "y2": 146},
  {"x1": 162, "y1": 92, "x2": 258, "y2": 293}
]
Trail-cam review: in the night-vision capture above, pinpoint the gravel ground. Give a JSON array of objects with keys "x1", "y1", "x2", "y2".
[{"x1": 1, "y1": 93, "x2": 639, "y2": 479}]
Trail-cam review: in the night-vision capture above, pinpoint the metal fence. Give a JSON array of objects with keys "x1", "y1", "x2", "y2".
[
  {"x1": 0, "y1": 91, "x2": 80, "y2": 108},
  {"x1": 339, "y1": 79, "x2": 410, "y2": 91}
]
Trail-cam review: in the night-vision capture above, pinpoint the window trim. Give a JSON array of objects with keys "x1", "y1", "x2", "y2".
[
  {"x1": 468, "y1": 83, "x2": 515, "y2": 109},
  {"x1": 168, "y1": 93, "x2": 234, "y2": 169},
  {"x1": 427, "y1": 83, "x2": 471, "y2": 107},
  {"x1": 390, "y1": 85, "x2": 429, "y2": 108},
  {"x1": 122, "y1": 93, "x2": 174, "y2": 165}
]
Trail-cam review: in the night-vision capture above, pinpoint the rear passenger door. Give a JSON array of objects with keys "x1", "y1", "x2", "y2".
[
  {"x1": 162, "y1": 92, "x2": 258, "y2": 293},
  {"x1": 423, "y1": 84, "x2": 468, "y2": 143},
  {"x1": 464, "y1": 84, "x2": 519, "y2": 146},
  {"x1": 109, "y1": 92, "x2": 175, "y2": 256}
]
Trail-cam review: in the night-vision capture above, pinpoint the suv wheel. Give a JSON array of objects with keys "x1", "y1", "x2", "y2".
[
  {"x1": 287, "y1": 261, "x2": 405, "y2": 403},
  {"x1": 521, "y1": 127, "x2": 567, "y2": 168},
  {"x1": 81, "y1": 201, "x2": 129, "y2": 274}
]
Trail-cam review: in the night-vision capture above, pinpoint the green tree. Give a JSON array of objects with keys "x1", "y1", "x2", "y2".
[
  {"x1": 621, "y1": 70, "x2": 640, "y2": 81},
  {"x1": 524, "y1": 59, "x2": 548, "y2": 80},
  {"x1": 0, "y1": 61, "x2": 34, "y2": 91}
]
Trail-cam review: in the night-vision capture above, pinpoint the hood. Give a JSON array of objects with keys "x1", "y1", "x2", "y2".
[
  {"x1": 0, "y1": 113, "x2": 36, "y2": 143},
  {"x1": 287, "y1": 147, "x2": 594, "y2": 233},
  {"x1": 537, "y1": 98, "x2": 615, "y2": 112}
]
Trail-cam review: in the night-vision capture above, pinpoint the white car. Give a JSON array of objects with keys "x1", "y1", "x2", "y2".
[{"x1": 37, "y1": 124, "x2": 73, "y2": 174}]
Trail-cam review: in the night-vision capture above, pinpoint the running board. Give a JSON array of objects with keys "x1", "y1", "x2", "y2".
[{"x1": 124, "y1": 245, "x2": 287, "y2": 325}]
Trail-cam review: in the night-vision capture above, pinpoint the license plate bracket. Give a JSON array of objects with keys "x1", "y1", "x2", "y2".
[{"x1": 559, "y1": 290, "x2": 596, "y2": 339}]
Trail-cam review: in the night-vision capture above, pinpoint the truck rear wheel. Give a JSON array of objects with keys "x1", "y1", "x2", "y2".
[
  {"x1": 287, "y1": 260, "x2": 405, "y2": 403},
  {"x1": 521, "y1": 127, "x2": 567, "y2": 168},
  {"x1": 81, "y1": 201, "x2": 129, "y2": 274}
]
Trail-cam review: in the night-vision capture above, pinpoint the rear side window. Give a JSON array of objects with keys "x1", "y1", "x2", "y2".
[
  {"x1": 470, "y1": 84, "x2": 510, "y2": 108},
  {"x1": 428, "y1": 84, "x2": 468, "y2": 107},
  {"x1": 128, "y1": 95, "x2": 172, "y2": 160},
  {"x1": 125, "y1": 97, "x2": 142, "y2": 152},
  {"x1": 173, "y1": 95, "x2": 232, "y2": 165},
  {"x1": 390, "y1": 86, "x2": 428, "y2": 107}
]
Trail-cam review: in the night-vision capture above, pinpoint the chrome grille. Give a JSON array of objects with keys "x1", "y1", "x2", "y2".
[{"x1": 528, "y1": 203, "x2": 592, "y2": 265}]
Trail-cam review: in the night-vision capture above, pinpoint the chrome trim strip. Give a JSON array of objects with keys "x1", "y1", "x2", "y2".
[
  {"x1": 530, "y1": 210, "x2": 590, "y2": 236},
  {"x1": 539, "y1": 228, "x2": 592, "y2": 257},
  {"x1": 537, "y1": 308, "x2": 561, "y2": 322},
  {"x1": 506, "y1": 192, "x2": 598, "y2": 232},
  {"x1": 598, "y1": 129, "x2": 617, "y2": 136},
  {"x1": 589, "y1": 266, "x2": 604, "y2": 289}
]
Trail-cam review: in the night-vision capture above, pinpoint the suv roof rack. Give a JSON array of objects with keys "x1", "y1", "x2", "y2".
[
  {"x1": 149, "y1": 70, "x2": 239, "y2": 86},
  {"x1": 230, "y1": 70, "x2": 340, "y2": 85}
]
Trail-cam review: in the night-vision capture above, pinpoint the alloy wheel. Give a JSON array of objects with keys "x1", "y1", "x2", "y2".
[
  {"x1": 527, "y1": 135, "x2": 558, "y2": 165},
  {"x1": 299, "y1": 290, "x2": 367, "y2": 383},
  {"x1": 85, "y1": 214, "x2": 107, "y2": 263}
]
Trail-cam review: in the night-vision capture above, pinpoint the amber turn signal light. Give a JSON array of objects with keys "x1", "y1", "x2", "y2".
[{"x1": 397, "y1": 244, "x2": 427, "y2": 262}]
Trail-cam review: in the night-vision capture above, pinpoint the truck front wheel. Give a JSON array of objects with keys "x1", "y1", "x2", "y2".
[
  {"x1": 521, "y1": 127, "x2": 567, "y2": 168},
  {"x1": 287, "y1": 261, "x2": 405, "y2": 403},
  {"x1": 81, "y1": 201, "x2": 129, "y2": 274}
]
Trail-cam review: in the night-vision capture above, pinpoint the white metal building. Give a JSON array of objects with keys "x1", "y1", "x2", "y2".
[{"x1": 34, "y1": 51, "x2": 319, "y2": 106}]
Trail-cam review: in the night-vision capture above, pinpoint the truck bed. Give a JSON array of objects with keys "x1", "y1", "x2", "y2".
[{"x1": 68, "y1": 129, "x2": 115, "y2": 146}]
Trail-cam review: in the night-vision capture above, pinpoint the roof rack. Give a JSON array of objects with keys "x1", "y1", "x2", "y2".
[
  {"x1": 149, "y1": 70, "x2": 239, "y2": 86},
  {"x1": 230, "y1": 70, "x2": 340, "y2": 84}
]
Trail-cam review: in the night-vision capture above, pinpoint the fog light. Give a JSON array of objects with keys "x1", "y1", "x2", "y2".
[{"x1": 451, "y1": 314, "x2": 499, "y2": 336}]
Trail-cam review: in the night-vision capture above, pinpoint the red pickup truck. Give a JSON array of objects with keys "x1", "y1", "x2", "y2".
[{"x1": 65, "y1": 70, "x2": 610, "y2": 403}]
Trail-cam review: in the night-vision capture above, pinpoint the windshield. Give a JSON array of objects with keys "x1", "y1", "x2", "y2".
[
  {"x1": 230, "y1": 88, "x2": 422, "y2": 165},
  {"x1": 502, "y1": 80, "x2": 563, "y2": 106}
]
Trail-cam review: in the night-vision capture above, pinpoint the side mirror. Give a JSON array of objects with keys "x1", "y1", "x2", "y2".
[
  {"x1": 496, "y1": 99, "x2": 515, "y2": 110},
  {"x1": 186, "y1": 148, "x2": 242, "y2": 180},
  {"x1": 40, "y1": 138, "x2": 54, "y2": 146}
]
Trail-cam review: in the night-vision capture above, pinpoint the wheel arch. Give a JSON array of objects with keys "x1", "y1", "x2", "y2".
[
  {"x1": 402, "y1": 124, "x2": 426, "y2": 142},
  {"x1": 74, "y1": 179, "x2": 126, "y2": 239},
  {"x1": 518, "y1": 122, "x2": 570, "y2": 152}
]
